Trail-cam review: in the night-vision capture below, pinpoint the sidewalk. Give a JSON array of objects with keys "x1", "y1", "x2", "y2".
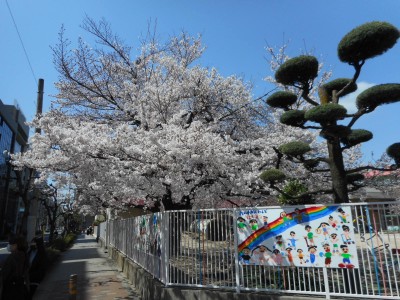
[{"x1": 33, "y1": 234, "x2": 141, "y2": 300}]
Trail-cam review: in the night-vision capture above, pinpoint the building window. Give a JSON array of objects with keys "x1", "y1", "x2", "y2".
[{"x1": 0, "y1": 120, "x2": 13, "y2": 166}]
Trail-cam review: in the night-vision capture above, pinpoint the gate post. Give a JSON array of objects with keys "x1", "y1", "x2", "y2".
[
  {"x1": 163, "y1": 211, "x2": 170, "y2": 285},
  {"x1": 322, "y1": 267, "x2": 331, "y2": 299},
  {"x1": 233, "y1": 208, "x2": 241, "y2": 293}
]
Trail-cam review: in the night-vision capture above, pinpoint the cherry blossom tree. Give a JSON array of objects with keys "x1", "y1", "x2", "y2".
[
  {"x1": 12, "y1": 17, "x2": 324, "y2": 212},
  {"x1": 363, "y1": 153, "x2": 400, "y2": 199}
]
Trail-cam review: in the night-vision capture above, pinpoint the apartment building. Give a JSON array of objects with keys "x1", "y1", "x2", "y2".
[{"x1": 0, "y1": 99, "x2": 30, "y2": 237}]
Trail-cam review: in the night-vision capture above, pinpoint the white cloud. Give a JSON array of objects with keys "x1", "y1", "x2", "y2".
[{"x1": 340, "y1": 81, "x2": 375, "y2": 114}]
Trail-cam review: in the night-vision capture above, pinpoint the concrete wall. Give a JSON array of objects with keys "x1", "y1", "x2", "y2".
[{"x1": 97, "y1": 239, "x2": 319, "y2": 300}]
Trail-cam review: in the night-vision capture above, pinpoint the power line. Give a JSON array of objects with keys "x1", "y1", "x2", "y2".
[{"x1": 5, "y1": 0, "x2": 37, "y2": 84}]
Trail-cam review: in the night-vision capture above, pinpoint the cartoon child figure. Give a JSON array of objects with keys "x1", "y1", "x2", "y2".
[
  {"x1": 274, "y1": 235, "x2": 285, "y2": 251},
  {"x1": 323, "y1": 243, "x2": 333, "y2": 267},
  {"x1": 338, "y1": 208, "x2": 349, "y2": 223},
  {"x1": 140, "y1": 217, "x2": 147, "y2": 235},
  {"x1": 293, "y1": 208, "x2": 304, "y2": 223},
  {"x1": 338, "y1": 245, "x2": 354, "y2": 268},
  {"x1": 287, "y1": 231, "x2": 298, "y2": 250},
  {"x1": 252, "y1": 245, "x2": 271, "y2": 265},
  {"x1": 316, "y1": 222, "x2": 330, "y2": 241},
  {"x1": 286, "y1": 247, "x2": 295, "y2": 267},
  {"x1": 297, "y1": 249, "x2": 305, "y2": 264},
  {"x1": 240, "y1": 247, "x2": 252, "y2": 264},
  {"x1": 304, "y1": 225, "x2": 316, "y2": 246},
  {"x1": 272, "y1": 249, "x2": 284, "y2": 266},
  {"x1": 262, "y1": 216, "x2": 269, "y2": 227},
  {"x1": 328, "y1": 215, "x2": 339, "y2": 230},
  {"x1": 249, "y1": 219, "x2": 259, "y2": 231},
  {"x1": 308, "y1": 246, "x2": 318, "y2": 266},
  {"x1": 237, "y1": 217, "x2": 247, "y2": 232},
  {"x1": 280, "y1": 211, "x2": 291, "y2": 227},
  {"x1": 341, "y1": 225, "x2": 355, "y2": 244},
  {"x1": 330, "y1": 233, "x2": 340, "y2": 254},
  {"x1": 153, "y1": 215, "x2": 159, "y2": 231}
]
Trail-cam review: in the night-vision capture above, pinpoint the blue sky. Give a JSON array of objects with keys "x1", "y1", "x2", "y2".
[{"x1": 1, "y1": 0, "x2": 399, "y2": 161}]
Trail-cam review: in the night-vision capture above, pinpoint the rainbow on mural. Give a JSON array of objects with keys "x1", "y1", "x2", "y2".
[{"x1": 236, "y1": 205, "x2": 359, "y2": 268}]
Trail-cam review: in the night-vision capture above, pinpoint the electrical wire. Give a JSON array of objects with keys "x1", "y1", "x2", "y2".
[{"x1": 5, "y1": 0, "x2": 37, "y2": 84}]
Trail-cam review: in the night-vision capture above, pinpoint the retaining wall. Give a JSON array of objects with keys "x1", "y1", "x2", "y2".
[{"x1": 98, "y1": 239, "x2": 321, "y2": 300}]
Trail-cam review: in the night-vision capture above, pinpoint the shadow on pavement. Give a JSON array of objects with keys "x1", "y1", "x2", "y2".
[
  {"x1": 34, "y1": 235, "x2": 141, "y2": 300},
  {"x1": 59, "y1": 247, "x2": 101, "y2": 260},
  {"x1": 74, "y1": 237, "x2": 97, "y2": 244}
]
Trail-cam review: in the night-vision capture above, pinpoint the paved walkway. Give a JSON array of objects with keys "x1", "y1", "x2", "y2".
[{"x1": 33, "y1": 234, "x2": 141, "y2": 300}]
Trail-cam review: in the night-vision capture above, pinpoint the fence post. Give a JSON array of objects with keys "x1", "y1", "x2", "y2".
[
  {"x1": 198, "y1": 210, "x2": 203, "y2": 285},
  {"x1": 163, "y1": 211, "x2": 170, "y2": 285},
  {"x1": 322, "y1": 267, "x2": 330, "y2": 299},
  {"x1": 124, "y1": 219, "x2": 128, "y2": 256},
  {"x1": 232, "y1": 208, "x2": 241, "y2": 293},
  {"x1": 105, "y1": 208, "x2": 112, "y2": 253}
]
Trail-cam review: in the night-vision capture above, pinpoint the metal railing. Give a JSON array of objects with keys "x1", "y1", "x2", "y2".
[{"x1": 99, "y1": 202, "x2": 400, "y2": 299}]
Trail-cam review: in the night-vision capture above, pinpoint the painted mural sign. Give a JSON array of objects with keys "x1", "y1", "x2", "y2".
[
  {"x1": 236, "y1": 206, "x2": 359, "y2": 269},
  {"x1": 134, "y1": 213, "x2": 162, "y2": 257}
]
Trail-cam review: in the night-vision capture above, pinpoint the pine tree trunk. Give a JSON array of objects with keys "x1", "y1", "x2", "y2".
[{"x1": 327, "y1": 139, "x2": 349, "y2": 203}]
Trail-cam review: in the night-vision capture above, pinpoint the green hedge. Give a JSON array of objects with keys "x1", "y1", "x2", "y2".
[
  {"x1": 65, "y1": 233, "x2": 77, "y2": 245},
  {"x1": 45, "y1": 247, "x2": 61, "y2": 264},
  {"x1": 51, "y1": 233, "x2": 77, "y2": 252}
]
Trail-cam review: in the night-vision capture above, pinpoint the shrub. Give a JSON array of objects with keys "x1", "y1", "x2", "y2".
[
  {"x1": 278, "y1": 179, "x2": 311, "y2": 205},
  {"x1": 51, "y1": 233, "x2": 77, "y2": 251},
  {"x1": 346, "y1": 173, "x2": 365, "y2": 184},
  {"x1": 279, "y1": 141, "x2": 311, "y2": 156},
  {"x1": 51, "y1": 238, "x2": 68, "y2": 251},
  {"x1": 260, "y1": 169, "x2": 286, "y2": 182},
  {"x1": 387, "y1": 143, "x2": 400, "y2": 165},
  {"x1": 356, "y1": 83, "x2": 400, "y2": 110},
  {"x1": 65, "y1": 233, "x2": 77, "y2": 246},
  {"x1": 280, "y1": 110, "x2": 306, "y2": 127},
  {"x1": 342, "y1": 129, "x2": 373, "y2": 146},
  {"x1": 45, "y1": 247, "x2": 61, "y2": 264},
  {"x1": 304, "y1": 103, "x2": 347, "y2": 123},
  {"x1": 338, "y1": 21, "x2": 400, "y2": 63},
  {"x1": 275, "y1": 55, "x2": 319, "y2": 85},
  {"x1": 266, "y1": 91, "x2": 298, "y2": 109},
  {"x1": 321, "y1": 78, "x2": 357, "y2": 98},
  {"x1": 320, "y1": 125, "x2": 352, "y2": 140}
]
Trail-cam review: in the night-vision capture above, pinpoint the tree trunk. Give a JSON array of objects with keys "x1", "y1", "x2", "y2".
[
  {"x1": 327, "y1": 139, "x2": 349, "y2": 203},
  {"x1": 48, "y1": 223, "x2": 56, "y2": 244},
  {"x1": 16, "y1": 168, "x2": 34, "y2": 236},
  {"x1": 18, "y1": 189, "x2": 31, "y2": 235},
  {"x1": 45, "y1": 204, "x2": 58, "y2": 243},
  {"x1": 161, "y1": 189, "x2": 193, "y2": 257}
]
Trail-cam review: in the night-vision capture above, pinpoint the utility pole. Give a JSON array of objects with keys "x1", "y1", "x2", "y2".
[
  {"x1": 36, "y1": 78, "x2": 44, "y2": 134},
  {"x1": 27, "y1": 78, "x2": 44, "y2": 242}
]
